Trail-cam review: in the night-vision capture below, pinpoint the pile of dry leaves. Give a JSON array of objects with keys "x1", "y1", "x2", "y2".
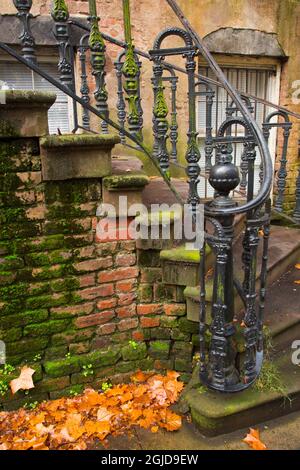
[{"x1": 0, "y1": 370, "x2": 184, "y2": 450}]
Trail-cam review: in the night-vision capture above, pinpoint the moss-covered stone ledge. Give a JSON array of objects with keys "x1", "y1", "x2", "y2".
[
  {"x1": 40, "y1": 134, "x2": 120, "y2": 181},
  {"x1": 0, "y1": 90, "x2": 56, "y2": 138},
  {"x1": 102, "y1": 172, "x2": 149, "y2": 217}
]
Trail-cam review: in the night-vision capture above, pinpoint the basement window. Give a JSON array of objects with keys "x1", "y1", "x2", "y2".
[{"x1": 0, "y1": 61, "x2": 71, "y2": 134}]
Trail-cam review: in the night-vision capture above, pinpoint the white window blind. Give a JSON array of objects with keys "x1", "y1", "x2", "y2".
[
  {"x1": 0, "y1": 62, "x2": 70, "y2": 134},
  {"x1": 197, "y1": 66, "x2": 275, "y2": 198}
]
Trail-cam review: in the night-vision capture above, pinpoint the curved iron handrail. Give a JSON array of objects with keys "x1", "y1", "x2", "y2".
[
  {"x1": 165, "y1": 0, "x2": 273, "y2": 217},
  {"x1": 0, "y1": 41, "x2": 185, "y2": 208},
  {"x1": 69, "y1": 19, "x2": 300, "y2": 121}
]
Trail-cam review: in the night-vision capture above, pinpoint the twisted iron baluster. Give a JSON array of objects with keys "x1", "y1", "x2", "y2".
[
  {"x1": 263, "y1": 112, "x2": 292, "y2": 212},
  {"x1": 13, "y1": 0, "x2": 36, "y2": 64},
  {"x1": 185, "y1": 51, "x2": 201, "y2": 214},
  {"x1": 204, "y1": 87, "x2": 214, "y2": 173},
  {"x1": 274, "y1": 124, "x2": 291, "y2": 211},
  {"x1": 199, "y1": 240, "x2": 206, "y2": 374},
  {"x1": 88, "y1": 0, "x2": 109, "y2": 133},
  {"x1": 115, "y1": 54, "x2": 127, "y2": 144},
  {"x1": 153, "y1": 77, "x2": 170, "y2": 175},
  {"x1": 294, "y1": 166, "x2": 300, "y2": 223},
  {"x1": 169, "y1": 76, "x2": 179, "y2": 162},
  {"x1": 243, "y1": 221, "x2": 260, "y2": 383},
  {"x1": 79, "y1": 34, "x2": 90, "y2": 130},
  {"x1": 51, "y1": 0, "x2": 73, "y2": 89},
  {"x1": 257, "y1": 199, "x2": 271, "y2": 352},
  {"x1": 122, "y1": 0, "x2": 143, "y2": 141}
]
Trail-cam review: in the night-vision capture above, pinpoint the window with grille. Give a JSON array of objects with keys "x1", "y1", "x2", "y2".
[
  {"x1": 197, "y1": 65, "x2": 278, "y2": 198},
  {"x1": 0, "y1": 61, "x2": 71, "y2": 134}
]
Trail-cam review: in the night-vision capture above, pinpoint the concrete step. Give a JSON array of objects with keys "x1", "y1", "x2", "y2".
[{"x1": 181, "y1": 351, "x2": 300, "y2": 436}]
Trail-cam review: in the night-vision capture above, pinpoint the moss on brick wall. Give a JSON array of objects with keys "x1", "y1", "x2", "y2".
[{"x1": 0, "y1": 134, "x2": 195, "y2": 410}]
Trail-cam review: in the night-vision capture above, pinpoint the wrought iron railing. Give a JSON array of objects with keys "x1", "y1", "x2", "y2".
[{"x1": 1, "y1": 0, "x2": 300, "y2": 392}]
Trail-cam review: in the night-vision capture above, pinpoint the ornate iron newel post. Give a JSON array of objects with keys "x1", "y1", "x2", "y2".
[
  {"x1": 121, "y1": 0, "x2": 143, "y2": 141},
  {"x1": 203, "y1": 145, "x2": 241, "y2": 390},
  {"x1": 88, "y1": 0, "x2": 109, "y2": 133},
  {"x1": 13, "y1": 0, "x2": 36, "y2": 64}
]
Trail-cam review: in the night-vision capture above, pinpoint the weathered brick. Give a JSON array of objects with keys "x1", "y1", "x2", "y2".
[
  {"x1": 132, "y1": 330, "x2": 145, "y2": 341},
  {"x1": 96, "y1": 298, "x2": 117, "y2": 310},
  {"x1": 160, "y1": 316, "x2": 179, "y2": 328},
  {"x1": 78, "y1": 274, "x2": 96, "y2": 288},
  {"x1": 52, "y1": 329, "x2": 95, "y2": 346},
  {"x1": 44, "y1": 357, "x2": 81, "y2": 378},
  {"x1": 78, "y1": 284, "x2": 114, "y2": 300},
  {"x1": 117, "y1": 292, "x2": 137, "y2": 306},
  {"x1": 140, "y1": 316, "x2": 160, "y2": 328},
  {"x1": 115, "y1": 252, "x2": 136, "y2": 267},
  {"x1": 75, "y1": 310, "x2": 115, "y2": 328},
  {"x1": 98, "y1": 267, "x2": 138, "y2": 283},
  {"x1": 117, "y1": 318, "x2": 139, "y2": 331},
  {"x1": 118, "y1": 241, "x2": 136, "y2": 252},
  {"x1": 69, "y1": 342, "x2": 91, "y2": 355},
  {"x1": 140, "y1": 268, "x2": 162, "y2": 283},
  {"x1": 50, "y1": 302, "x2": 94, "y2": 319},
  {"x1": 116, "y1": 279, "x2": 137, "y2": 293},
  {"x1": 74, "y1": 257, "x2": 113, "y2": 273},
  {"x1": 137, "y1": 304, "x2": 163, "y2": 316},
  {"x1": 97, "y1": 323, "x2": 116, "y2": 335},
  {"x1": 149, "y1": 340, "x2": 171, "y2": 359},
  {"x1": 77, "y1": 246, "x2": 96, "y2": 259},
  {"x1": 24, "y1": 319, "x2": 70, "y2": 337},
  {"x1": 25, "y1": 205, "x2": 46, "y2": 220},
  {"x1": 137, "y1": 284, "x2": 153, "y2": 303},
  {"x1": 35, "y1": 376, "x2": 70, "y2": 393},
  {"x1": 164, "y1": 304, "x2": 186, "y2": 317},
  {"x1": 116, "y1": 304, "x2": 136, "y2": 319},
  {"x1": 121, "y1": 342, "x2": 147, "y2": 361}
]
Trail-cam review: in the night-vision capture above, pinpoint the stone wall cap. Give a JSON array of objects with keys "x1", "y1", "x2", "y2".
[
  {"x1": 103, "y1": 173, "x2": 150, "y2": 191},
  {"x1": 0, "y1": 90, "x2": 57, "y2": 107},
  {"x1": 40, "y1": 133, "x2": 121, "y2": 149}
]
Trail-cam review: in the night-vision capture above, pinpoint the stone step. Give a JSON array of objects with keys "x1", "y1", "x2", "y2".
[
  {"x1": 160, "y1": 245, "x2": 213, "y2": 287},
  {"x1": 181, "y1": 351, "x2": 300, "y2": 437},
  {"x1": 159, "y1": 212, "x2": 246, "y2": 287},
  {"x1": 185, "y1": 225, "x2": 300, "y2": 325}
]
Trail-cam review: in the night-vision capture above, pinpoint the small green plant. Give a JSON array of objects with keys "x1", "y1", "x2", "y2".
[
  {"x1": 24, "y1": 401, "x2": 39, "y2": 411},
  {"x1": 69, "y1": 388, "x2": 80, "y2": 397},
  {"x1": 33, "y1": 354, "x2": 42, "y2": 363},
  {"x1": 254, "y1": 360, "x2": 289, "y2": 399},
  {"x1": 65, "y1": 352, "x2": 71, "y2": 359},
  {"x1": 0, "y1": 364, "x2": 15, "y2": 376},
  {"x1": 101, "y1": 381, "x2": 112, "y2": 392},
  {"x1": 0, "y1": 379, "x2": 9, "y2": 397},
  {"x1": 128, "y1": 340, "x2": 138, "y2": 350},
  {"x1": 82, "y1": 364, "x2": 94, "y2": 377}
]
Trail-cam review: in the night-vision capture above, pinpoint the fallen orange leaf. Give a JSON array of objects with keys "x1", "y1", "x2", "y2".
[
  {"x1": 10, "y1": 366, "x2": 35, "y2": 395},
  {"x1": 0, "y1": 370, "x2": 184, "y2": 450},
  {"x1": 243, "y1": 428, "x2": 267, "y2": 450},
  {"x1": 294, "y1": 280, "x2": 300, "y2": 285},
  {"x1": 295, "y1": 264, "x2": 300, "y2": 270}
]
